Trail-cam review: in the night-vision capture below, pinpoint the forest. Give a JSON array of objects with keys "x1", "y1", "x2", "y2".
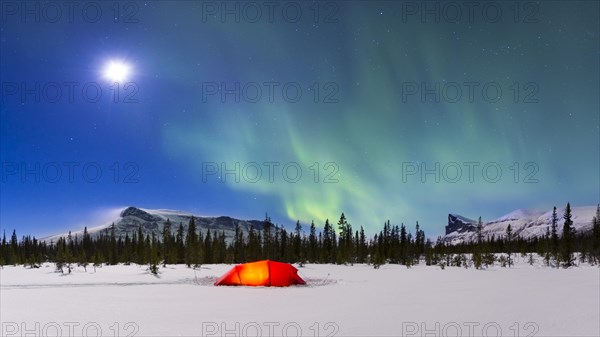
[{"x1": 1, "y1": 203, "x2": 599, "y2": 273}]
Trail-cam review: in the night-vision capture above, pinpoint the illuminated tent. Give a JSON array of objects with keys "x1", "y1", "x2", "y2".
[{"x1": 214, "y1": 260, "x2": 306, "y2": 287}]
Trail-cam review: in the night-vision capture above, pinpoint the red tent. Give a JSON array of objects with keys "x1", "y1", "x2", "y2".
[{"x1": 214, "y1": 260, "x2": 306, "y2": 287}]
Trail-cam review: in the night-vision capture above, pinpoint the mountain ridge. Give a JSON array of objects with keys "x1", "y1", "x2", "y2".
[
  {"x1": 442, "y1": 205, "x2": 598, "y2": 244},
  {"x1": 41, "y1": 206, "x2": 265, "y2": 243}
]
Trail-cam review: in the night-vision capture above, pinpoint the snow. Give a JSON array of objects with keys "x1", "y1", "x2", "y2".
[
  {"x1": 1, "y1": 261, "x2": 598, "y2": 336},
  {"x1": 449, "y1": 214, "x2": 477, "y2": 224},
  {"x1": 491, "y1": 208, "x2": 546, "y2": 222},
  {"x1": 39, "y1": 207, "x2": 256, "y2": 245},
  {"x1": 41, "y1": 207, "x2": 129, "y2": 244},
  {"x1": 144, "y1": 208, "x2": 195, "y2": 216},
  {"x1": 445, "y1": 205, "x2": 598, "y2": 244}
]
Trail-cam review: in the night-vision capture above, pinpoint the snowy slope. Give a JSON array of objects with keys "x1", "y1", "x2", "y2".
[{"x1": 442, "y1": 205, "x2": 598, "y2": 244}]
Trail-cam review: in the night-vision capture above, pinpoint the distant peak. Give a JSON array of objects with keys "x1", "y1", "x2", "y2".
[
  {"x1": 448, "y1": 214, "x2": 477, "y2": 224},
  {"x1": 120, "y1": 206, "x2": 146, "y2": 217}
]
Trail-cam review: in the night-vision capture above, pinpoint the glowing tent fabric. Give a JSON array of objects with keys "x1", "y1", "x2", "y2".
[{"x1": 214, "y1": 260, "x2": 306, "y2": 287}]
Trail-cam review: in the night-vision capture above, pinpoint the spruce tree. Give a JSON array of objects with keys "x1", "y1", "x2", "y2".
[
  {"x1": 186, "y1": 217, "x2": 199, "y2": 267},
  {"x1": 233, "y1": 223, "x2": 244, "y2": 263},
  {"x1": 550, "y1": 206, "x2": 559, "y2": 267},
  {"x1": 149, "y1": 232, "x2": 159, "y2": 275},
  {"x1": 82, "y1": 227, "x2": 91, "y2": 267},
  {"x1": 247, "y1": 225, "x2": 258, "y2": 261},
  {"x1": 0, "y1": 231, "x2": 6, "y2": 266},
  {"x1": 331, "y1": 228, "x2": 337, "y2": 263},
  {"x1": 109, "y1": 223, "x2": 118, "y2": 265},
  {"x1": 293, "y1": 220, "x2": 303, "y2": 262},
  {"x1": 322, "y1": 219, "x2": 333, "y2": 263},
  {"x1": 358, "y1": 226, "x2": 367, "y2": 264},
  {"x1": 10, "y1": 230, "x2": 18, "y2": 265},
  {"x1": 136, "y1": 225, "x2": 145, "y2": 265},
  {"x1": 122, "y1": 233, "x2": 132, "y2": 265},
  {"x1": 262, "y1": 214, "x2": 273, "y2": 259},
  {"x1": 474, "y1": 216, "x2": 483, "y2": 269},
  {"x1": 543, "y1": 227, "x2": 551, "y2": 266},
  {"x1": 414, "y1": 222, "x2": 425, "y2": 259},
  {"x1": 399, "y1": 224, "x2": 407, "y2": 265},
  {"x1": 280, "y1": 228, "x2": 288, "y2": 262},
  {"x1": 308, "y1": 221, "x2": 317, "y2": 263},
  {"x1": 204, "y1": 229, "x2": 213, "y2": 264},
  {"x1": 55, "y1": 238, "x2": 65, "y2": 272},
  {"x1": 176, "y1": 223, "x2": 185, "y2": 264},
  {"x1": 336, "y1": 213, "x2": 350, "y2": 263},
  {"x1": 65, "y1": 232, "x2": 74, "y2": 273},
  {"x1": 560, "y1": 203, "x2": 575, "y2": 268},
  {"x1": 506, "y1": 224, "x2": 513, "y2": 267},
  {"x1": 162, "y1": 219, "x2": 173, "y2": 265},
  {"x1": 592, "y1": 205, "x2": 600, "y2": 264}
]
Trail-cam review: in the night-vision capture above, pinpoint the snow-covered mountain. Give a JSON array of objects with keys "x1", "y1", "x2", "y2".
[
  {"x1": 442, "y1": 205, "x2": 598, "y2": 244},
  {"x1": 42, "y1": 206, "x2": 264, "y2": 243}
]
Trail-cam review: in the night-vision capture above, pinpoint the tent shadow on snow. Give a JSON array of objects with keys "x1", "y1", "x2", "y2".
[{"x1": 214, "y1": 260, "x2": 306, "y2": 287}]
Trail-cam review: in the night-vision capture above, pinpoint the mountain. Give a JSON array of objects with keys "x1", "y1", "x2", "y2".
[
  {"x1": 446, "y1": 214, "x2": 479, "y2": 235},
  {"x1": 42, "y1": 206, "x2": 264, "y2": 243},
  {"x1": 442, "y1": 205, "x2": 598, "y2": 244}
]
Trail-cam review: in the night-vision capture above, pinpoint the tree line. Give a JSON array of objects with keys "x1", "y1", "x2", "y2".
[{"x1": 1, "y1": 203, "x2": 599, "y2": 273}]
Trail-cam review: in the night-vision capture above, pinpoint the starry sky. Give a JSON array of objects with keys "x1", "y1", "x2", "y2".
[{"x1": 1, "y1": 1, "x2": 598, "y2": 238}]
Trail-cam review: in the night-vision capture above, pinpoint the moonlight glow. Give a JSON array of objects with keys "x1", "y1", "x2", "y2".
[
  {"x1": 103, "y1": 61, "x2": 131, "y2": 83},
  {"x1": 0, "y1": 1, "x2": 597, "y2": 238}
]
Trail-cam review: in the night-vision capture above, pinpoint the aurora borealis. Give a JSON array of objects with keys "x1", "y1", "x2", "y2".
[{"x1": 1, "y1": 1, "x2": 598, "y2": 238}]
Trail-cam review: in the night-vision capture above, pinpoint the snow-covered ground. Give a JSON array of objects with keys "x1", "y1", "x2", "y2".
[{"x1": 1, "y1": 261, "x2": 598, "y2": 336}]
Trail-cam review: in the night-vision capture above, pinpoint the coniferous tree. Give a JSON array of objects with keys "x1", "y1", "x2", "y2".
[
  {"x1": 424, "y1": 239, "x2": 434, "y2": 265},
  {"x1": 149, "y1": 232, "x2": 159, "y2": 275},
  {"x1": 371, "y1": 234, "x2": 384, "y2": 268},
  {"x1": 7, "y1": 203, "x2": 600, "y2": 270},
  {"x1": 474, "y1": 216, "x2": 483, "y2": 269},
  {"x1": 81, "y1": 227, "x2": 91, "y2": 268},
  {"x1": 336, "y1": 213, "x2": 351, "y2": 263},
  {"x1": 214, "y1": 231, "x2": 226, "y2": 263},
  {"x1": 136, "y1": 225, "x2": 146, "y2": 265},
  {"x1": 293, "y1": 220, "x2": 303, "y2": 263},
  {"x1": 176, "y1": 223, "x2": 185, "y2": 264},
  {"x1": 65, "y1": 232, "x2": 74, "y2": 273},
  {"x1": 233, "y1": 223, "x2": 244, "y2": 263},
  {"x1": 185, "y1": 217, "x2": 200, "y2": 267},
  {"x1": 308, "y1": 221, "x2": 317, "y2": 263},
  {"x1": 506, "y1": 224, "x2": 513, "y2": 267},
  {"x1": 331, "y1": 228, "x2": 338, "y2": 263},
  {"x1": 592, "y1": 205, "x2": 600, "y2": 264},
  {"x1": 543, "y1": 227, "x2": 552, "y2": 266},
  {"x1": 322, "y1": 219, "x2": 333, "y2": 263},
  {"x1": 161, "y1": 219, "x2": 173, "y2": 265},
  {"x1": 414, "y1": 222, "x2": 425, "y2": 260},
  {"x1": 109, "y1": 223, "x2": 118, "y2": 265},
  {"x1": 279, "y1": 228, "x2": 288, "y2": 262},
  {"x1": 122, "y1": 232, "x2": 132, "y2": 265},
  {"x1": 550, "y1": 206, "x2": 560, "y2": 267},
  {"x1": 357, "y1": 226, "x2": 367, "y2": 263},
  {"x1": 247, "y1": 225, "x2": 259, "y2": 261},
  {"x1": 399, "y1": 224, "x2": 407, "y2": 265},
  {"x1": 560, "y1": 203, "x2": 576, "y2": 268},
  {"x1": 204, "y1": 229, "x2": 213, "y2": 264},
  {"x1": 0, "y1": 231, "x2": 7, "y2": 266},
  {"x1": 528, "y1": 252, "x2": 535, "y2": 266},
  {"x1": 262, "y1": 214, "x2": 273, "y2": 259},
  {"x1": 10, "y1": 230, "x2": 18, "y2": 265}
]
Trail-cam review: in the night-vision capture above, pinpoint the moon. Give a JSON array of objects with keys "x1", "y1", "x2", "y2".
[{"x1": 103, "y1": 60, "x2": 132, "y2": 83}]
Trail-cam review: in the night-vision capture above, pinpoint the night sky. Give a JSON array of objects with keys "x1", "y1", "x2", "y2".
[{"x1": 1, "y1": 1, "x2": 598, "y2": 238}]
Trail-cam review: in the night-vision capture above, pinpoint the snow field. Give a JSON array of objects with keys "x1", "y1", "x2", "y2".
[{"x1": 1, "y1": 261, "x2": 598, "y2": 336}]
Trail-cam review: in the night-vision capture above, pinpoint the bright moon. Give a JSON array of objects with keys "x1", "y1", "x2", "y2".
[{"x1": 103, "y1": 61, "x2": 131, "y2": 83}]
